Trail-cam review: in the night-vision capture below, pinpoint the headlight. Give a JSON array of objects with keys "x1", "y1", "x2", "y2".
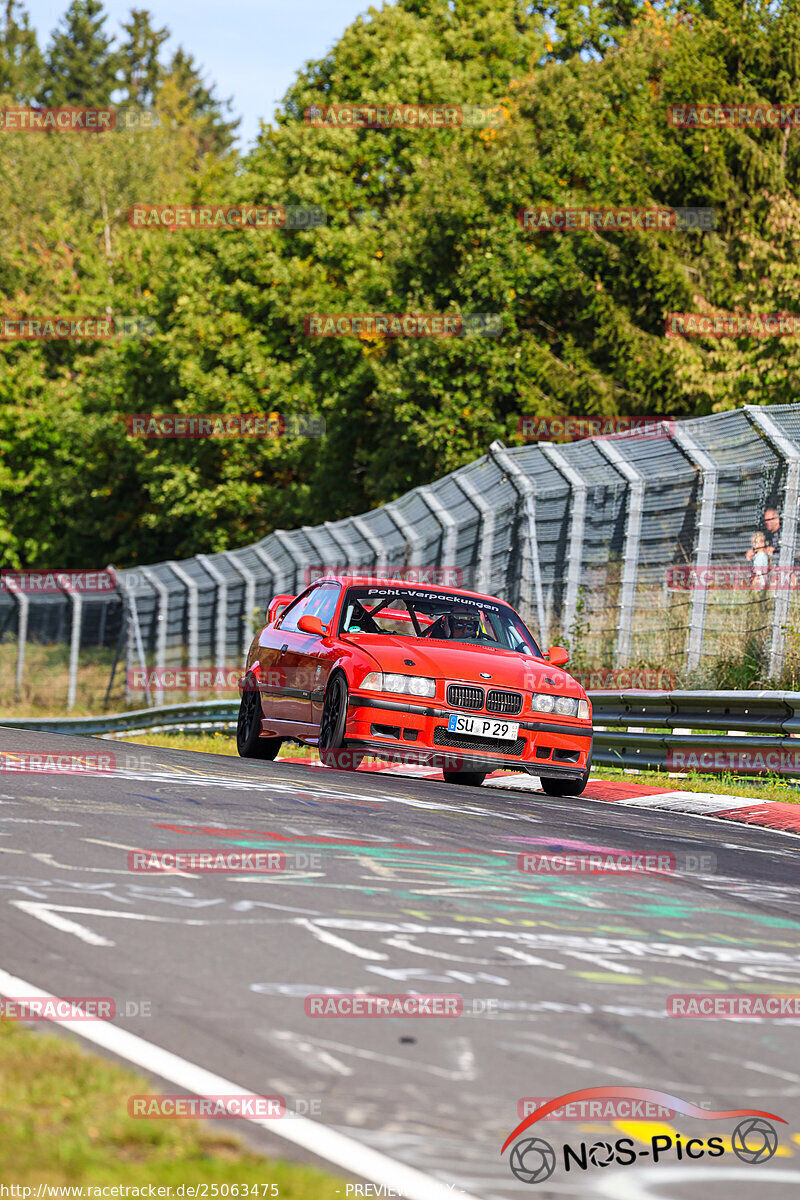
[
  {"x1": 532, "y1": 693, "x2": 588, "y2": 718},
  {"x1": 360, "y1": 672, "x2": 435, "y2": 698}
]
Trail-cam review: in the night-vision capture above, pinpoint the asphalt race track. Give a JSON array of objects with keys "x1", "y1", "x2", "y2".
[{"x1": 1, "y1": 727, "x2": 800, "y2": 1200}]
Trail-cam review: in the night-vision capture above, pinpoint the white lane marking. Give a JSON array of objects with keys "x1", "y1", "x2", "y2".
[
  {"x1": 0, "y1": 817, "x2": 81, "y2": 824},
  {"x1": 269, "y1": 1030, "x2": 353, "y2": 1076},
  {"x1": 11, "y1": 901, "x2": 113, "y2": 947},
  {"x1": 295, "y1": 917, "x2": 389, "y2": 961},
  {"x1": 496, "y1": 946, "x2": 565, "y2": 971},
  {"x1": 9, "y1": 902, "x2": 218, "y2": 947},
  {"x1": 622, "y1": 792, "x2": 759, "y2": 812},
  {"x1": 0, "y1": 967, "x2": 479, "y2": 1200},
  {"x1": 593, "y1": 1166, "x2": 800, "y2": 1199},
  {"x1": 273, "y1": 1031, "x2": 477, "y2": 1082},
  {"x1": 382, "y1": 936, "x2": 492, "y2": 965},
  {"x1": 483, "y1": 774, "x2": 543, "y2": 790},
  {"x1": 562, "y1": 950, "x2": 639, "y2": 976}
]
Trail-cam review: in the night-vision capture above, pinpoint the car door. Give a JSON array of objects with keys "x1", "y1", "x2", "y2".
[
  {"x1": 268, "y1": 583, "x2": 340, "y2": 730},
  {"x1": 290, "y1": 582, "x2": 343, "y2": 730},
  {"x1": 253, "y1": 588, "x2": 319, "y2": 734},
  {"x1": 279, "y1": 582, "x2": 342, "y2": 729}
]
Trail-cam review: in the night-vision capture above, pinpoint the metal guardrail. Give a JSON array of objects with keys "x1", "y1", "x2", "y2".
[
  {"x1": 4, "y1": 689, "x2": 800, "y2": 777},
  {"x1": 591, "y1": 689, "x2": 800, "y2": 775},
  {"x1": 0, "y1": 701, "x2": 239, "y2": 738}
]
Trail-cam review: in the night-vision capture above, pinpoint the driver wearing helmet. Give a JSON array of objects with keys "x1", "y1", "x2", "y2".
[
  {"x1": 426, "y1": 608, "x2": 482, "y2": 640},
  {"x1": 447, "y1": 610, "x2": 481, "y2": 640}
]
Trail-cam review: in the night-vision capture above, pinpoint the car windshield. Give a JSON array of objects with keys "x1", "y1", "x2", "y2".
[{"x1": 339, "y1": 585, "x2": 541, "y2": 654}]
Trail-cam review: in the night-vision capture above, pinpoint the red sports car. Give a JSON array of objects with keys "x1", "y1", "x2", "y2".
[{"x1": 237, "y1": 577, "x2": 593, "y2": 793}]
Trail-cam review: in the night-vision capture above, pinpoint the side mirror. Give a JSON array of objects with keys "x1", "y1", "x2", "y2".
[
  {"x1": 547, "y1": 646, "x2": 569, "y2": 667},
  {"x1": 297, "y1": 614, "x2": 326, "y2": 636}
]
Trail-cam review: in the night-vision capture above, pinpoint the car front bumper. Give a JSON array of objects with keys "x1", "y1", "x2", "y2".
[{"x1": 346, "y1": 692, "x2": 592, "y2": 779}]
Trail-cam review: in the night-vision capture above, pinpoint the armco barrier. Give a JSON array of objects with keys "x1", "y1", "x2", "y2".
[
  {"x1": 4, "y1": 690, "x2": 800, "y2": 777},
  {"x1": 0, "y1": 701, "x2": 239, "y2": 738}
]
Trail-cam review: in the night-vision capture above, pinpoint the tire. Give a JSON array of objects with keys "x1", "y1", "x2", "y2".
[
  {"x1": 540, "y1": 750, "x2": 592, "y2": 797},
  {"x1": 442, "y1": 770, "x2": 486, "y2": 787},
  {"x1": 237, "y1": 681, "x2": 282, "y2": 760},
  {"x1": 319, "y1": 673, "x2": 363, "y2": 770}
]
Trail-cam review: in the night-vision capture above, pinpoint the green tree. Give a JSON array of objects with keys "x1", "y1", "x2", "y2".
[
  {"x1": 0, "y1": 0, "x2": 42, "y2": 101},
  {"x1": 162, "y1": 46, "x2": 239, "y2": 155},
  {"x1": 39, "y1": 0, "x2": 119, "y2": 106},
  {"x1": 118, "y1": 7, "x2": 169, "y2": 107}
]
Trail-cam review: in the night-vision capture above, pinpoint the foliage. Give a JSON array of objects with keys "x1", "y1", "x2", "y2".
[{"x1": 4, "y1": 0, "x2": 800, "y2": 566}]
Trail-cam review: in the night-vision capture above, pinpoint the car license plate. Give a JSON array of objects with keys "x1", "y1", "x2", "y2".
[{"x1": 447, "y1": 714, "x2": 519, "y2": 741}]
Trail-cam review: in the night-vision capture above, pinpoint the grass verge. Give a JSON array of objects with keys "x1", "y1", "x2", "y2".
[{"x1": 0, "y1": 1019, "x2": 345, "y2": 1192}]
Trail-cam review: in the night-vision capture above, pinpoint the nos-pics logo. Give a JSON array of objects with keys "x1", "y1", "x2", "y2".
[{"x1": 501, "y1": 1087, "x2": 784, "y2": 1184}]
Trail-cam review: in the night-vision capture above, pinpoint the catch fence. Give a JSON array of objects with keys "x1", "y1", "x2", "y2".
[{"x1": 3, "y1": 402, "x2": 800, "y2": 711}]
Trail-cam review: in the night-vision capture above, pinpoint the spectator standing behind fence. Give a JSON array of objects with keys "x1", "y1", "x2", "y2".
[
  {"x1": 750, "y1": 532, "x2": 770, "y2": 591},
  {"x1": 746, "y1": 508, "x2": 782, "y2": 562}
]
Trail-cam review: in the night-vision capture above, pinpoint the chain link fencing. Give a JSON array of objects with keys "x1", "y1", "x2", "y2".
[{"x1": 3, "y1": 402, "x2": 800, "y2": 712}]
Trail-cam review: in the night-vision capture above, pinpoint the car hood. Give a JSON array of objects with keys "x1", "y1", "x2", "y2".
[{"x1": 347, "y1": 636, "x2": 583, "y2": 695}]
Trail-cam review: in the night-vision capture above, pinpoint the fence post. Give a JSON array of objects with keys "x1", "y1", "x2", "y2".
[
  {"x1": 301, "y1": 524, "x2": 334, "y2": 579},
  {"x1": 351, "y1": 516, "x2": 386, "y2": 568},
  {"x1": 488, "y1": 440, "x2": 547, "y2": 644},
  {"x1": 594, "y1": 439, "x2": 645, "y2": 667},
  {"x1": 539, "y1": 443, "x2": 587, "y2": 646},
  {"x1": 166, "y1": 562, "x2": 198, "y2": 700},
  {"x1": 668, "y1": 422, "x2": 719, "y2": 671},
  {"x1": 197, "y1": 555, "x2": 228, "y2": 678},
  {"x1": 452, "y1": 469, "x2": 495, "y2": 595},
  {"x1": 251, "y1": 543, "x2": 284, "y2": 604},
  {"x1": 384, "y1": 501, "x2": 424, "y2": 567},
  {"x1": 744, "y1": 405, "x2": 800, "y2": 678},
  {"x1": 7, "y1": 579, "x2": 29, "y2": 701},
  {"x1": 324, "y1": 520, "x2": 361, "y2": 573},
  {"x1": 140, "y1": 568, "x2": 168, "y2": 705},
  {"x1": 223, "y1": 551, "x2": 257, "y2": 663},
  {"x1": 273, "y1": 530, "x2": 310, "y2": 592},
  {"x1": 118, "y1": 576, "x2": 151, "y2": 706},
  {"x1": 417, "y1": 486, "x2": 458, "y2": 585}
]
